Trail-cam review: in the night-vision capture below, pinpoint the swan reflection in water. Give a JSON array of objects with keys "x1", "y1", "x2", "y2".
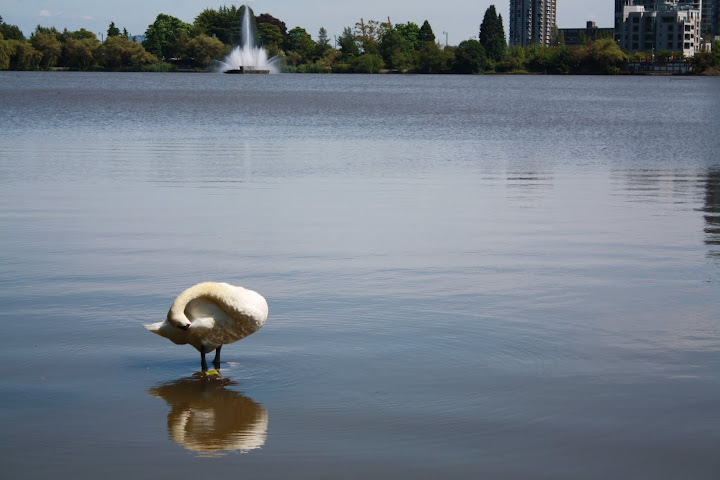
[{"x1": 148, "y1": 373, "x2": 268, "y2": 456}]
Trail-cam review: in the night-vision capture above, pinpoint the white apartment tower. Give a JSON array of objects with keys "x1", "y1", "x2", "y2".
[
  {"x1": 617, "y1": 1, "x2": 712, "y2": 41},
  {"x1": 617, "y1": 1, "x2": 703, "y2": 56},
  {"x1": 509, "y1": 0, "x2": 558, "y2": 46}
]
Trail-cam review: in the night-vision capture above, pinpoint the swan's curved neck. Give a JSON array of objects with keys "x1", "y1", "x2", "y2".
[
  {"x1": 167, "y1": 282, "x2": 220, "y2": 326},
  {"x1": 168, "y1": 282, "x2": 238, "y2": 327}
]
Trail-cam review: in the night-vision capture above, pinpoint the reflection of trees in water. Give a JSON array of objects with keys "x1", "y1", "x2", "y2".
[
  {"x1": 148, "y1": 374, "x2": 268, "y2": 457},
  {"x1": 704, "y1": 169, "x2": 720, "y2": 258},
  {"x1": 612, "y1": 168, "x2": 720, "y2": 260}
]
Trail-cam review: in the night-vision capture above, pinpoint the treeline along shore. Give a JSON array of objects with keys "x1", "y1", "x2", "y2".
[{"x1": 1, "y1": 5, "x2": 719, "y2": 74}]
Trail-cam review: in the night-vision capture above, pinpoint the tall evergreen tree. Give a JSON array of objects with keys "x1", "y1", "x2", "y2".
[
  {"x1": 479, "y1": 5, "x2": 506, "y2": 62},
  {"x1": 419, "y1": 20, "x2": 435, "y2": 46},
  {"x1": 497, "y1": 14, "x2": 506, "y2": 43},
  {"x1": 107, "y1": 21, "x2": 120, "y2": 38},
  {"x1": 316, "y1": 27, "x2": 331, "y2": 57},
  {"x1": 338, "y1": 26, "x2": 359, "y2": 59}
]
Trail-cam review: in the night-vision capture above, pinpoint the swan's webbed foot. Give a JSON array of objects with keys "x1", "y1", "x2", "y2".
[{"x1": 212, "y1": 345, "x2": 222, "y2": 369}]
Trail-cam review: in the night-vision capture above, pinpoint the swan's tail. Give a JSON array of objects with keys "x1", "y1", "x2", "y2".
[
  {"x1": 144, "y1": 320, "x2": 190, "y2": 345},
  {"x1": 144, "y1": 321, "x2": 163, "y2": 334}
]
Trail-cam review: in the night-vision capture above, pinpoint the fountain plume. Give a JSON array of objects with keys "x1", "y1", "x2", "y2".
[{"x1": 217, "y1": 5, "x2": 281, "y2": 74}]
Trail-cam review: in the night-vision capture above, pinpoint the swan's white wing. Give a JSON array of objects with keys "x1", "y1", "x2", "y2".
[
  {"x1": 185, "y1": 297, "x2": 250, "y2": 347},
  {"x1": 185, "y1": 297, "x2": 230, "y2": 325}
]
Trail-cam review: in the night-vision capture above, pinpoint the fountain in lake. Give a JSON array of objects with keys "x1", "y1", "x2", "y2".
[{"x1": 218, "y1": 5, "x2": 280, "y2": 74}]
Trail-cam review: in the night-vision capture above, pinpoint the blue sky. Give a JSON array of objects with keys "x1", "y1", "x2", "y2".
[{"x1": 2, "y1": 1, "x2": 613, "y2": 44}]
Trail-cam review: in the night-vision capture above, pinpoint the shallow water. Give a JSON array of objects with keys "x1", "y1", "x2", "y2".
[{"x1": 0, "y1": 72, "x2": 719, "y2": 479}]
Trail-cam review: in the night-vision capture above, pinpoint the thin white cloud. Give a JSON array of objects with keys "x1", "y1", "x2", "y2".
[{"x1": 39, "y1": 9, "x2": 52, "y2": 17}]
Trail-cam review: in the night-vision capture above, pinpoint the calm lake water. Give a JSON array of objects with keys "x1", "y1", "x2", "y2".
[{"x1": 0, "y1": 72, "x2": 719, "y2": 479}]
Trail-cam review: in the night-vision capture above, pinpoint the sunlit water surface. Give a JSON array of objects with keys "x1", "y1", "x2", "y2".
[{"x1": 0, "y1": 72, "x2": 719, "y2": 479}]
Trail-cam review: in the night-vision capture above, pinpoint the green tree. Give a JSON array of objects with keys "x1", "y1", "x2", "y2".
[
  {"x1": 395, "y1": 22, "x2": 421, "y2": 50},
  {"x1": 316, "y1": 48, "x2": 340, "y2": 72},
  {"x1": 34, "y1": 25, "x2": 61, "y2": 40},
  {"x1": 479, "y1": 5, "x2": 506, "y2": 62},
  {"x1": 419, "y1": 20, "x2": 435, "y2": 47},
  {"x1": 100, "y1": 36, "x2": 159, "y2": 70},
  {"x1": 526, "y1": 45, "x2": 553, "y2": 72},
  {"x1": 0, "y1": 33, "x2": 11, "y2": 69},
  {"x1": 690, "y1": 39, "x2": 720, "y2": 73},
  {"x1": 64, "y1": 37, "x2": 99, "y2": 70},
  {"x1": 185, "y1": 34, "x2": 225, "y2": 68},
  {"x1": 284, "y1": 50, "x2": 302, "y2": 68},
  {"x1": 338, "y1": 26, "x2": 359, "y2": 59},
  {"x1": 316, "y1": 27, "x2": 331, "y2": 58},
  {"x1": 548, "y1": 45, "x2": 574, "y2": 74},
  {"x1": 354, "y1": 19, "x2": 388, "y2": 55},
  {"x1": 452, "y1": 39, "x2": 487, "y2": 73},
  {"x1": 258, "y1": 23, "x2": 283, "y2": 55},
  {"x1": 352, "y1": 53, "x2": 383, "y2": 73},
  {"x1": 495, "y1": 44, "x2": 525, "y2": 72},
  {"x1": 380, "y1": 27, "x2": 414, "y2": 70},
  {"x1": 194, "y1": 5, "x2": 248, "y2": 45},
  {"x1": 417, "y1": 42, "x2": 453, "y2": 73},
  {"x1": 5, "y1": 40, "x2": 42, "y2": 70},
  {"x1": 0, "y1": 16, "x2": 25, "y2": 40},
  {"x1": 284, "y1": 27, "x2": 315, "y2": 64},
  {"x1": 107, "y1": 22, "x2": 121, "y2": 38},
  {"x1": 30, "y1": 32, "x2": 62, "y2": 69},
  {"x1": 588, "y1": 38, "x2": 627, "y2": 74},
  {"x1": 143, "y1": 14, "x2": 191, "y2": 59},
  {"x1": 69, "y1": 29, "x2": 97, "y2": 40}
]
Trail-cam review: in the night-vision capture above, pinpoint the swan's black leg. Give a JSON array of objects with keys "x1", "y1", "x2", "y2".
[
  {"x1": 200, "y1": 345, "x2": 208, "y2": 371},
  {"x1": 213, "y1": 345, "x2": 222, "y2": 369}
]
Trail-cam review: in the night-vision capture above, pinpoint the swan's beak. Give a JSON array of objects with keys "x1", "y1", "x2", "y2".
[{"x1": 179, "y1": 324, "x2": 191, "y2": 331}]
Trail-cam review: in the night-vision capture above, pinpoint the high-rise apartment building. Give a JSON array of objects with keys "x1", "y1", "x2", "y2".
[
  {"x1": 706, "y1": 0, "x2": 719, "y2": 37},
  {"x1": 509, "y1": 0, "x2": 558, "y2": 46},
  {"x1": 616, "y1": 1, "x2": 710, "y2": 39},
  {"x1": 616, "y1": 1, "x2": 703, "y2": 56}
]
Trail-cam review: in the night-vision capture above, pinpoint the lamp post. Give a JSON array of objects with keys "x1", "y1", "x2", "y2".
[{"x1": 442, "y1": 30, "x2": 448, "y2": 48}]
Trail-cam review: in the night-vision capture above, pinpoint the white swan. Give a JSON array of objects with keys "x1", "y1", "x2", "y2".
[{"x1": 145, "y1": 282, "x2": 268, "y2": 370}]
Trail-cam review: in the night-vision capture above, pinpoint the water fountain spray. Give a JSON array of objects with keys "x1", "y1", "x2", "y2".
[{"x1": 217, "y1": 5, "x2": 281, "y2": 74}]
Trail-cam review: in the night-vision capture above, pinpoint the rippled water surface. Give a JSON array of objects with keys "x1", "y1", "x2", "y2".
[{"x1": 1, "y1": 72, "x2": 719, "y2": 479}]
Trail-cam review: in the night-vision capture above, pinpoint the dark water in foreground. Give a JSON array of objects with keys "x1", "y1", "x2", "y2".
[{"x1": 0, "y1": 72, "x2": 719, "y2": 479}]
